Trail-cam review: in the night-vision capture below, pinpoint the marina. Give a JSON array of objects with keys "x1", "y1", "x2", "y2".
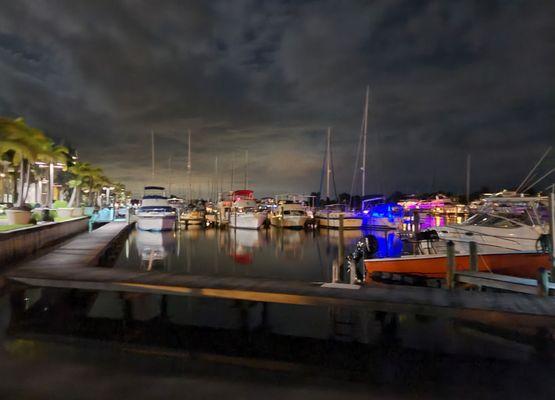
[{"x1": 1, "y1": 2, "x2": 554, "y2": 398}]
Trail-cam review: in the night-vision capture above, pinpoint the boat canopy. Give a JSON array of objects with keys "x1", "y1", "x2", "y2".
[{"x1": 232, "y1": 190, "x2": 254, "y2": 200}]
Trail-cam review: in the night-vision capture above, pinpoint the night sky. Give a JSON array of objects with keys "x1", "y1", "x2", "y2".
[{"x1": 0, "y1": 1, "x2": 553, "y2": 198}]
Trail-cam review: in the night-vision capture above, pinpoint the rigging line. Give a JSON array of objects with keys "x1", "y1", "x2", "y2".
[
  {"x1": 516, "y1": 146, "x2": 552, "y2": 192},
  {"x1": 522, "y1": 167, "x2": 555, "y2": 193}
]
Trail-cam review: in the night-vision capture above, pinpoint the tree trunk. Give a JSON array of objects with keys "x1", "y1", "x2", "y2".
[
  {"x1": 17, "y1": 154, "x2": 25, "y2": 207},
  {"x1": 68, "y1": 187, "x2": 77, "y2": 207},
  {"x1": 23, "y1": 161, "x2": 31, "y2": 203}
]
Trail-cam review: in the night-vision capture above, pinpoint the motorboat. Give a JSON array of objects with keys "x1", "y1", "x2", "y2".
[
  {"x1": 315, "y1": 204, "x2": 362, "y2": 229},
  {"x1": 136, "y1": 186, "x2": 177, "y2": 231},
  {"x1": 270, "y1": 195, "x2": 310, "y2": 229},
  {"x1": 363, "y1": 193, "x2": 551, "y2": 281},
  {"x1": 181, "y1": 202, "x2": 205, "y2": 226},
  {"x1": 359, "y1": 196, "x2": 403, "y2": 230},
  {"x1": 228, "y1": 190, "x2": 267, "y2": 229},
  {"x1": 434, "y1": 194, "x2": 549, "y2": 253}
]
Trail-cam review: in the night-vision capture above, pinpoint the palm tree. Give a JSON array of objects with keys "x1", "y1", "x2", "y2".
[
  {"x1": 0, "y1": 117, "x2": 45, "y2": 207},
  {"x1": 67, "y1": 161, "x2": 93, "y2": 207}
]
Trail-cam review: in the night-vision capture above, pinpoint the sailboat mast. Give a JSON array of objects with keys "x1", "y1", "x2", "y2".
[
  {"x1": 326, "y1": 127, "x2": 331, "y2": 199},
  {"x1": 244, "y1": 150, "x2": 248, "y2": 189},
  {"x1": 361, "y1": 85, "x2": 369, "y2": 197},
  {"x1": 230, "y1": 152, "x2": 235, "y2": 192},
  {"x1": 187, "y1": 129, "x2": 192, "y2": 201},
  {"x1": 151, "y1": 130, "x2": 155, "y2": 178},
  {"x1": 465, "y1": 154, "x2": 471, "y2": 204},
  {"x1": 168, "y1": 156, "x2": 172, "y2": 196},
  {"x1": 214, "y1": 156, "x2": 219, "y2": 201}
]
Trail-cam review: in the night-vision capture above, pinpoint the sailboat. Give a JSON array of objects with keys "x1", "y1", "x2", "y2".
[
  {"x1": 315, "y1": 128, "x2": 362, "y2": 229},
  {"x1": 181, "y1": 129, "x2": 205, "y2": 226}
]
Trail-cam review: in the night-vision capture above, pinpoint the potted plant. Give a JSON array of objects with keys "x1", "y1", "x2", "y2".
[
  {"x1": 6, "y1": 204, "x2": 32, "y2": 224},
  {"x1": 54, "y1": 200, "x2": 74, "y2": 219}
]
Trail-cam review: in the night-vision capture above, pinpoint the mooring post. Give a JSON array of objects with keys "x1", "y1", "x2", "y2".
[
  {"x1": 332, "y1": 260, "x2": 340, "y2": 283},
  {"x1": 469, "y1": 241, "x2": 478, "y2": 272},
  {"x1": 446, "y1": 241, "x2": 456, "y2": 289},
  {"x1": 125, "y1": 207, "x2": 131, "y2": 225},
  {"x1": 413, "y1": 211, "x2": 420, "y2": 234},
  {"x1": 537, "y1": 268, "x2": 550, "y2": 296},
  {"x1": 549, "y1": 191, "x2": 555, "y2": 277}
]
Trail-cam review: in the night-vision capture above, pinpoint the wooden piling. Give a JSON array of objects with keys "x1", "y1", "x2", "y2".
[
  {"x1": 446, "y1": 241, "x2": 456, "y2": 289},
  {"x1": 537, "y1": 268, "x2": 550, "y2": 297},
  {"x1": 469, "y1": 241, "x2": 478, "y2": 272}
]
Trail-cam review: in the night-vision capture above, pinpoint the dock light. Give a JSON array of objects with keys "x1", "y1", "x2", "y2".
[{"x1": 0, "y1": 173, "x2": 5, "y2": 178}]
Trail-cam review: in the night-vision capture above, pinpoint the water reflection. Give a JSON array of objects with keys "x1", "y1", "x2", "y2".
[
  {"x1": 135, "y1": 230, "x2": 177, "y2": 271},
  {"x1": 118, "y1": 227, "x2": 404, "y2": 281}
]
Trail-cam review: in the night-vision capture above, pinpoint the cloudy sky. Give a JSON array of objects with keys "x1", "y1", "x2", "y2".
[{"x1": 0, "y1": 0, "x2": 553, "y2": 198}]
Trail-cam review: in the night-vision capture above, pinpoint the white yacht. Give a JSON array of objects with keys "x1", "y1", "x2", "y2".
[
  {"x1": 136, "y1": 186, "x2": 177, "y2": 231},
  {"x1": 270, "y1": 195, "x2": 310, "y2": 229},
  {"x1": 434, "y1": 194, "x2": 549, "y2": 253},
  {"x1": 315, "y1": 204, "x2": 362, "y2": 229},
  {"x1": 229, "y1": 190, "x2": 267, "y2": 229}
]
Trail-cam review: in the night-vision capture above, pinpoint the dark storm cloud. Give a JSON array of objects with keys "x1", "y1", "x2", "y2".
[{"x1": 0, "y1": 0, "x2": 553, "y2": 196}]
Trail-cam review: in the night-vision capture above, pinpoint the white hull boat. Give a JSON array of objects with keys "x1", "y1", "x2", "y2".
[
  {"x1": 229, "y1": 212, "x2": 267, "y2": 229},
  {"x1": 136, "y1": 186, "x2": 177, "y2": 231}
]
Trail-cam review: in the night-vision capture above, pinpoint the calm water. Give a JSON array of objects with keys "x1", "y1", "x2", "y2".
[{"x1": 114, "y1": 227, "x2": 404, "y2": 281}]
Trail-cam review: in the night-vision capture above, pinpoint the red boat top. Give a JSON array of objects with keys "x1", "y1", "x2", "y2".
[{"x1": 232, "y1": 190, "x2": 254, "y2": 200}]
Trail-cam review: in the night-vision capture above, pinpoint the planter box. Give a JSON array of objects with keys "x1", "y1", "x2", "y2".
[
  {"x1": 56, "y1": 208, "x2": 75, "y2": 219},
  {"x1": 6, "y1": 209, "x2": 32, "y2": 225},
  {"x1": 72, "y1": 207, "x2": 84, "y2": 217}
]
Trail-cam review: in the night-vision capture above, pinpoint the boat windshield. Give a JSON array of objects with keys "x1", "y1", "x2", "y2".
[
  {"x1": 462, "y1": 213, "x2": 532, "y2": 228},
  {"x1": 283, "y1": 210, "x2": 305, "y2": 216}
]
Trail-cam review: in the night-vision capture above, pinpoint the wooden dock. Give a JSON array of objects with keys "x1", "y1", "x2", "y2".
[
  {"x1": 10, "y1": 221, "x2": 133, "y2": 270},
  {"x1": 4, "y1": 220, "x2": 555, "y2": 329}
]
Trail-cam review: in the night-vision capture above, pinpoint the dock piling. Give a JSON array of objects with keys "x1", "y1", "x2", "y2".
[
  {"x1": 446, "y1": 241, "x2": 456, "y2": 289},
  {"x1": 469, "y1": 241, "x2": 478, "y2": 272},
  {"x1": 537, "y1": 268, "x2": 550, "y2": 297}
]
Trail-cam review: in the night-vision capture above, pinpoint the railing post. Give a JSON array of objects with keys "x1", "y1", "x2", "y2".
[
  {"x1": 537, "y1": 268, "x2": 550, "y2": 297},
  {"x1": 549, "y1": 191, "x2": 555, "y2": 277},
  {"x1": 446, "y1": 240, "x2": 456, "y2": 289},
  {"x1": 469, "y1": 241, "x2": 478, "y2": 272}
]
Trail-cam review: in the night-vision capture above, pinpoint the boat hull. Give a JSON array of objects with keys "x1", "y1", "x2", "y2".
[
  {"x1": 137, "y1": 215, "x2": 177, "y2": 231},
  {"x1": 229, "y1": 213, "x2": 266, "y2": 229},
  {"x1": 317, "y1": 216, "x2": 362, "y2": 229},
  {"x1": 364, "y1": 252, "x2": 550, "y2": 283},
  {"x1": 270, "y1": 215, "x2": 308, "y2": 229}
]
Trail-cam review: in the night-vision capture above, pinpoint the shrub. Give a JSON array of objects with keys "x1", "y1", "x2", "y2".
[{"x1": 53, "y1": 200, "x2": 68, "y2": 209}]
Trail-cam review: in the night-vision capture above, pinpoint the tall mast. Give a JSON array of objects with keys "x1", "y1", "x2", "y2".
[
  {"x1": 361, "y1": 85, "x2": 369, "y2": 197},
  {"x1": 244, "y1": 150, "x2": 248, "y2": 189},
  {"x1": 214, "y1": 156, "x2": 219, "y2": 201},
  {"x1": 326, "y1": 127, "x2": 331, "y2": 199},
  {"x1": 168, "y1": 156, "x2": 172, "y2": 196},
  {"x1": 187, "y1": 129, "x2": 192, "y2": 201},
  {"x1": 151, "y1": 130, "x2": 155, "y2": 178},
  {"x1": 465, "y1": 154, "x2": 471, "y2": 204},
  {"x1": 230, "y1": 152, "x2": 235, "y2": 191}
]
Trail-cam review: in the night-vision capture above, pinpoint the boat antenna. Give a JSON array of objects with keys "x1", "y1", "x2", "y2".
[
  {"x1": 522, "y1": 167, "x2": 555, "y2": 193},
  {"x1": 516, "y1": 146, "x2": 552, "y2": 193}
]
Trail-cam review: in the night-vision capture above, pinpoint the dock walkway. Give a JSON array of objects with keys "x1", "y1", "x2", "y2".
[{"x1": 9, "y1": 221, "x2": 132, "y2": 271}]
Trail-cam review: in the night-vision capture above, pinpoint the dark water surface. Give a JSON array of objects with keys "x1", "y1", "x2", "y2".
[{"x1": 1, "y1": 225, "x2": 553, "y2": 399}]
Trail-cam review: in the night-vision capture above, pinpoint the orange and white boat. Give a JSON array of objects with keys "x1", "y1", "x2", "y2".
[{"x1": 364, "y1": 252, "x2": 550, "y2": 283}]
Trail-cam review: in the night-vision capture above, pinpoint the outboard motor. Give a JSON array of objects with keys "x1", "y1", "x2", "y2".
[{"x1": 345, "y1": 235, "x2": 379, "y2": 283}]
